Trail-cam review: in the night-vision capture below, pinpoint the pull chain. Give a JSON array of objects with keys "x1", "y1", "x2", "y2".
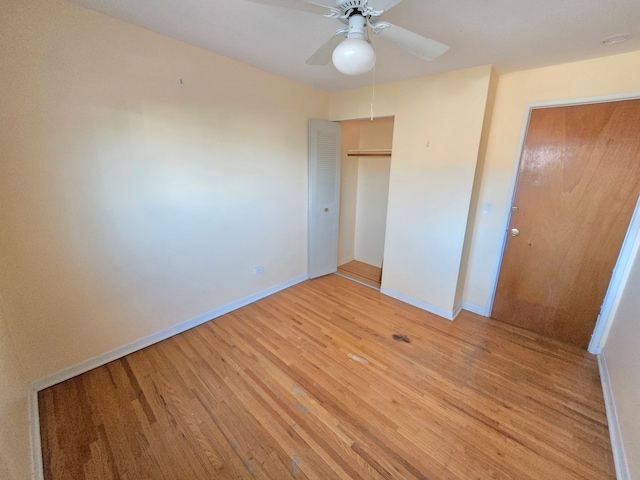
[
  {"x1": 367, "y1": 26, "x2": 376, "y2": 121},
  {"x1": 370, "y1": 60, "x2": 376, "y2": 120}
]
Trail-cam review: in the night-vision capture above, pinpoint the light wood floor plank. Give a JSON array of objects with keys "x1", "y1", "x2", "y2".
[
  {"x1": 38, "y1": 275, "x2": 615, "y2": 479},
  {"x1": 338, "y1": 260, "x2": 382, "y2": 288}
]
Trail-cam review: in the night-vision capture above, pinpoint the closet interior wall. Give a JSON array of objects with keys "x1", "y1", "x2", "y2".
[{"x1": 338, "y1": 118, "x2": 394, "y2": 268}]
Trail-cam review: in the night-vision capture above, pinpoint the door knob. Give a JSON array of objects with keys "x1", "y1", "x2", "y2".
[
  {"x1": 324, "y1": 208, "x2": 329, "y2": 212},
  {"x1": 511, "y1": 228, "x2": 520, "y2": 237}
]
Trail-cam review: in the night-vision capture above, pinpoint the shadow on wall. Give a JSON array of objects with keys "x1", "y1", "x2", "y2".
[
  {"x1": 0, "y1": 313, "x2": 31, "y2": 480},
  {"x1": 0, "y1": 457, "x2": 9, "y2": 480},
  {"x1": 0, "y1": 397, "x2": 30, "y2": 480}
]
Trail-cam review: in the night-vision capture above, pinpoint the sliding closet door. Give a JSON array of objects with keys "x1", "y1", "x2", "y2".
[{"x1": 308, "y1": 120, "x2": 341, "y2": 279}]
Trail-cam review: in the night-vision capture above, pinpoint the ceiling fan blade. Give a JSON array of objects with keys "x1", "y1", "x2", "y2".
[
  {"x1": 306, "y1": 33, "x2": 345, "y2": 65},
  {"x1": 374, "y1": 22, "x2": 449, "y2": 61},
  {"x1": 368, "y1": 0, "x2": 404, "y2": 12},
  {"x1": 245, "y1": 0, "x2": 330, "y2": 15}
]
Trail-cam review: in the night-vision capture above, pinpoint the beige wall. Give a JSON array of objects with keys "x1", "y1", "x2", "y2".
[
  {"x1": 462, "y1": 50, "x2": 640, "y2": 313},
  {"x1": 0, "y1": 313, "x2": 30, "y2": 480},
  {"x1": 0, "y1": 0, "x2": 328, "y2": 477},
  {"x1": 338, "y1": 122, "x2": 360, "y2": 265},
  {"x1": 357, "y1": 116, "x2": 395, "y2": 150},
  {"x1": 454, "y1": 69, "x2": 498, "y2": 311},
  {"x1": 603, "y1": 246, "x2": 640, "y2": 479},
  {"x1": 354, "y1": 118, "x2": 393, "y2": 268},
  {"x1": 354, "y1": 156, "x2": 391, "y2": 268},
  {"x1": 330, "y1": 66, "x2": 494, "y2": 315}
]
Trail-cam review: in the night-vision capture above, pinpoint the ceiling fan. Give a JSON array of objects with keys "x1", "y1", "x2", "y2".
[{"x1": 246, "y1": 0, "x2": 449, "y2": 75}]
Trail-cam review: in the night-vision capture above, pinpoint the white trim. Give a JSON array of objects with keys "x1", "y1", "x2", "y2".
[
  {"x1": 598, "y1": 354, "x2": 631, "y2": 480},
  {"x1": 452, "y1": 303, "x2": 463, "y2": 320},
  {"x1": 462, "y1": 302, "x2": 491, "y2": 317},
  {"x1": 30, "y1": 387, "x2": 43, "y2": 480},
  {"x1": 29, "y1": 274, "x2": 308, "y2": 479},
  {"x1": 488, "y1": 92, "x2": 640, "y2": 348},
  {"x1": 380, "y1": 287, "x2": 456, "y2": 321},
  {"x1": 526, "y1": 91, "x2": 640, "y2": 110},
  {"x1": 589, "y1": 194, "x2": 640, "y2": 354}
]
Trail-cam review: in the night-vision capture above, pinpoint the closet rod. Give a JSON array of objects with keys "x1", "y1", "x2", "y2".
[{"x1": 347, "y1": 149, "x2": 392, "y2": 157}]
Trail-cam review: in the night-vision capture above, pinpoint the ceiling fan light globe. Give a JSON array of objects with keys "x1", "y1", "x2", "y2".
[{"x1": 332, "y1": 38, "x2": 376, "y2": 75}]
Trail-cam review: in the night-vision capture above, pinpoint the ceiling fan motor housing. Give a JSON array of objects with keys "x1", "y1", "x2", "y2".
[
  {"x1": 334, "y1": 0, "x2": 384, "y2": 24},
  {"x1": 337, "y1": 0, "x2": 366, "y2": 12}
]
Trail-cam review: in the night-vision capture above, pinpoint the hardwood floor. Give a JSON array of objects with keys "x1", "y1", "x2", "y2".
[
  {"x1": 38, "y1": 275, "x2": 615, "y2": 479},
  {"x1": 337, "y1": 260, "x2": 382, "y2": 289}
]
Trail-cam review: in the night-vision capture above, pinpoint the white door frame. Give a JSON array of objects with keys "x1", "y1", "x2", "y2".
[{"x1": 486, "y1": 91, "x2": 640, "y2": 354}]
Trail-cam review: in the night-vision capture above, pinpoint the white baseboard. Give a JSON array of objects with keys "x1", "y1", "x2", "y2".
[
  {"x1": 380, "y1": 287, "x2": 455, "y2": 321},
  {"x1": 29, "y1": 274, "x2": 308, "y2": 480},
  {"x1": 461, "y1": 302, "x2": 491, "y2": 317},
  {"x1": 598, "y1": 354, "x2": 630, "y2": 480},
  {"x1": 452, "y1": 303, "x2": 463, "y2": 320}
]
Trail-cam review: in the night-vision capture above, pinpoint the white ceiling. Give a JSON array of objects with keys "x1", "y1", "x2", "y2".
[{"x1": 67, "y1": 0, "x2": 640, "y2": 92}]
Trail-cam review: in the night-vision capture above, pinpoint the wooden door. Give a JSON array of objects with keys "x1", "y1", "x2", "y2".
[
  {"x1": 492, "y1": 99, "x2": 640, "y2": 348},
  {"x1": 308, "y1": 120, "x2": 341, "y2": 279}
]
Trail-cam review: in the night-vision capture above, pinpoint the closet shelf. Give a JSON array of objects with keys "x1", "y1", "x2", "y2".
[{"x1": 347, "y1": 149, "x2": 392, "y2": 157}]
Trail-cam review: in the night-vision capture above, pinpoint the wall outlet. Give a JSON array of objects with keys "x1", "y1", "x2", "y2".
[{"x1": 254, "y1": 266, "x2": 264, "y2": 275}]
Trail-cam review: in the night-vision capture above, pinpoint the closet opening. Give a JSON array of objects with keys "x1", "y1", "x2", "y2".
[{"x1": 337, "y1": 117, "x2": 394, "y2": 290}]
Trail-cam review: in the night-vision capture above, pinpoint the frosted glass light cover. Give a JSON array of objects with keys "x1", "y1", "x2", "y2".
[{"x1": 332, "y1": 38, "x2": 376, "y2": 76}]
